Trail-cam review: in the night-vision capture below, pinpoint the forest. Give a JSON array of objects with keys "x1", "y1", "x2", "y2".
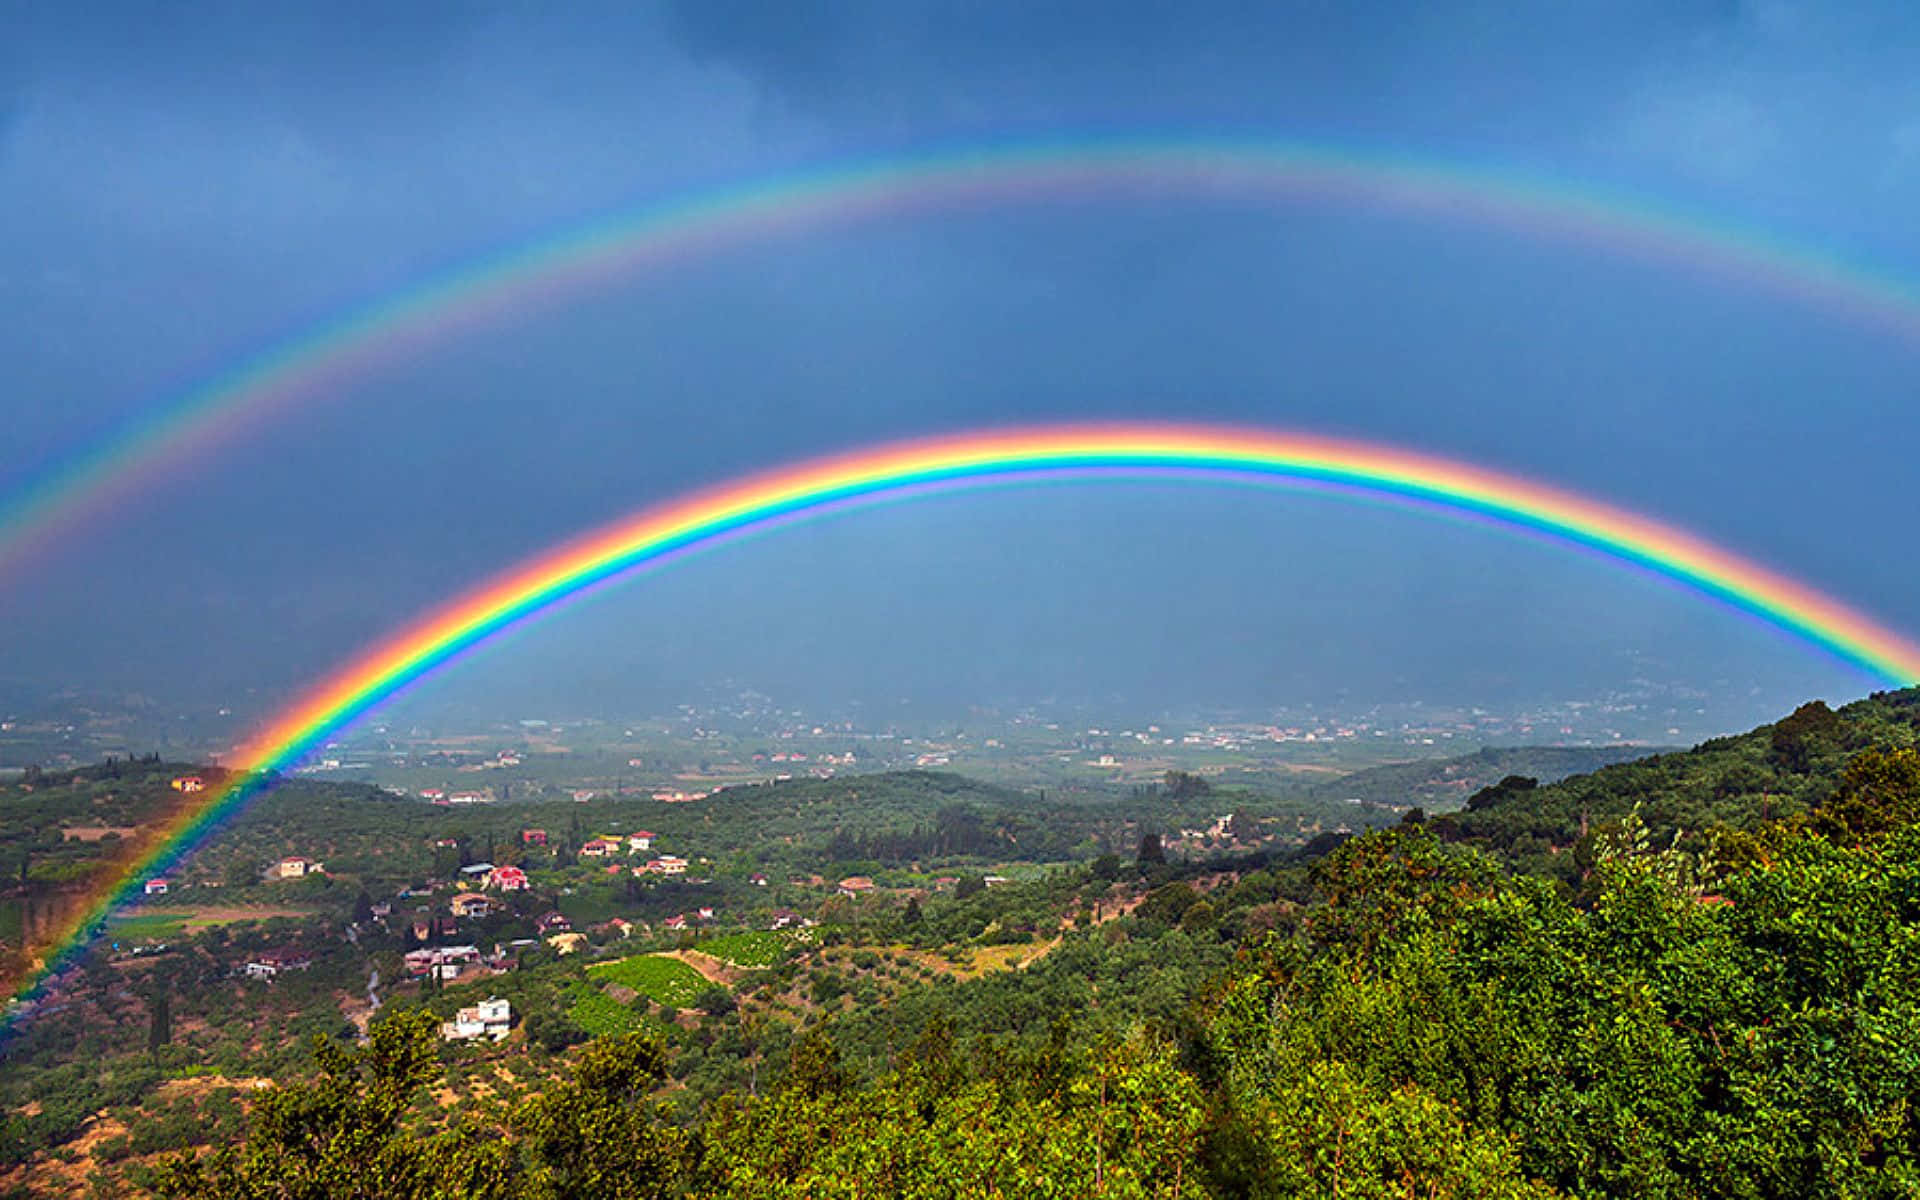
[{"x1": 6, "y1": 690, "x2": 1920, "y2": 1196}]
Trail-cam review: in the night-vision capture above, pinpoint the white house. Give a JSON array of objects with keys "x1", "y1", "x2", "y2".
[
  {"x1": 243, "y1": 948, "x2": 313, "y2": 979},
  {"x1": 442, "y1": 996, "x2": 513, "y2": 1042},
  {"x1": 271, "y1": 856, "x2": 323, "y2": 880}
]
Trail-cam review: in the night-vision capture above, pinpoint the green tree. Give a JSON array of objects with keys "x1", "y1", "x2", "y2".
[{"x1": 1810, "y1": 747, "x2": 1920, "y2": 844}]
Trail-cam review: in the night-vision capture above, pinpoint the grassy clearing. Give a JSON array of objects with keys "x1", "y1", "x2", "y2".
[
  {"x1": 587, "y1": 954, "x2": 708, "y2": 1006},
  {"x1": 692, "y1": 931, "x2": 790, "y2": 969},
  {"x1": 104, "y1": 913, "x2": 187, "y2": 942}
]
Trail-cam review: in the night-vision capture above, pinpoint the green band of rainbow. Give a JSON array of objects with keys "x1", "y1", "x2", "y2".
[
  {"x1": 4, "y1": 138, "x2": 1920, "y2": 582},
  {"x1": 8, "y1": 422, "x2": 1918, "y2": 1023}
]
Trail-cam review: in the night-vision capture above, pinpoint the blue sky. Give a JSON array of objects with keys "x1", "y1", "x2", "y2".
[{"x1": 2, "y1": 1, "x2": 1917, "y2": 729}]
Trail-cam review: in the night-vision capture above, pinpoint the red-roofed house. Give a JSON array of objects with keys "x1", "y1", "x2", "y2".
[
  {"x1": 143, "y1": 878, "x2": 170, "y2": 896},
  {"x1": 579, "y1": 837, "x2": 620, "y2": 859},
  {"x1": 628, "y1": 831, "x2": 656, "y2": 852},
  {"x1": 487, "y1": 865, "x2": 529, "y2": 891}
]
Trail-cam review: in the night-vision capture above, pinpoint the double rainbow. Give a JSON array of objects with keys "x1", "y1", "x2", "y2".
[
  {"x1": 5, "y1": 138, "x2": 1920, "y2": 583},
  {"x1": 8, "y1": 422, "x2": 1920, "y2": 1022}
]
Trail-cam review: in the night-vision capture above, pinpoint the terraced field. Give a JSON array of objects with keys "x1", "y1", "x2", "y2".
[
  {"x1": 565, "y1": 983, "x2": 649, "y2": 1036},
  {"x1": 587, "y1": 953, "x2": 708, "y2": 1006},
  {"x1": 692, "y1": 931, "x2": 791, "y2": 969}
]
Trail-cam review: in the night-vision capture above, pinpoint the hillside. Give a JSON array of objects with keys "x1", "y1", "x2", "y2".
[
  {"x1": 1434, "y1": 687, "x2": 1920, "y2": 873},
  {"x1": 9, "y1": 692, "x2": 1920, "y2": 1196}
]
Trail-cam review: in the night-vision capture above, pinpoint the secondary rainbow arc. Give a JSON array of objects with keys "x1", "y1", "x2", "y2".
[
  {"x1": 5, "y1": 137, "x2": 1920, "y2": 585},
  {"x1": 8, "y1": 422, "x2": 1920, "y2": 1026}
]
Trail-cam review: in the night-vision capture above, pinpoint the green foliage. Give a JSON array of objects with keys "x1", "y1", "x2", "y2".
[
  {"x1": 1206, "y1": 815, "x2": 1920, "y2": 1199},
  {"x1": 1810, "y1": 746, "x2": 1920, "y2": 844},
  {"x1": 154, "y1": 1018, "x2": 686, "y2": 1200},
  {"x1": 151, "y1": 1008, "x2": 455, "y2": 1199},
  {"x1": 696, "y1": 1031, "x2": 1208, "y2": 1197}
]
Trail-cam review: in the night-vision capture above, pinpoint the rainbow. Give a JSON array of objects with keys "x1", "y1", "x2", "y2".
[
  {"x1": 8, "y1": 422, "x2": 1920, "y2": 1021},
  {"x1": 5, "y1": 137, "x2": 1920, "y2": 582}
]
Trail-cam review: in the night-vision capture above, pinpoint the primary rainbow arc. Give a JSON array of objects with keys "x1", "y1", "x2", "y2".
[{"x1": 9, "y1": 422, "x2": 1920, "y2": 1023}]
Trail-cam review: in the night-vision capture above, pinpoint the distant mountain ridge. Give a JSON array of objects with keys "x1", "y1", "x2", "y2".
[{"x1": 1300, "y1": 744, "x2": 1662, "y2": 810}]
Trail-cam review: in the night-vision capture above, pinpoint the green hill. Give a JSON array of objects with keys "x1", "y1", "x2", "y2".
[{"x1": 1433, "y1": 688, "x2": 1920, "y2": 872}]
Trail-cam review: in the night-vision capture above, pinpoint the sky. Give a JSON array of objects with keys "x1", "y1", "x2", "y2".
[{"x1": 3, "y1": 1, "x2": 1919, "y2": 735}]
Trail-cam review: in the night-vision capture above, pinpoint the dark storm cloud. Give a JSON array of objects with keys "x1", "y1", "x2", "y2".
[{"x1": 662, "y1": 1, "x2": 1920, "y2": 252}]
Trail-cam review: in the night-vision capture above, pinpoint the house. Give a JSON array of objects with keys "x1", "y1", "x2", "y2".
[
  {"x1": 695, "y1": 906, "x2": 715, "y2": 922},
  {"x1": 243, "y1": 948, "x2": 313, "y2": 979},
  {"x1": 403, "y1": 945, "x2": 480, "y2": 980},
  {"x1": 448, "y1": 791, "x2": 491, "y2": 805},
  {"x1": 442, "y1": 997, "x2": 512, "y2": 1042},
  {"x1": 768, "y1": 908, "x2": 816, "y2": 931},
  {"x1": 488, "y1": 865, "x2": 529, "y2": 891},
  {"x1": 534, "y1": 911, "x2": 572, "y2": 935},
  {"x1": 571, "y1": 789, "x2": 597, "y2": 803},
  {"x1": 662, "y1": 914, "x2": 689, "y2": 931},
  {"x1": 651, "y1": 855, "x2": 688, "y2": 876},
  {"x1": 579, "y1": 837, "x2": 620, "y2": 859},
  {"x1": 521, "y1": 829, "x2": 548, "y2": 846},
  {"x1": 169, "y1": 775, "x2": 205, "y2": 793},
  {"x1": 450, "y1": 892, "x2": 493, "y2": 918},
  {"x1": 404, "y1": 945, "x2": 480, "y2": 977},
  {"x1": 982, "y1": 875, "x2": 1009, "y2": 888},
  {"x1": 271, "y1": 856, "x2": 323, "y2": 880},
  {"x1": 421, "y1": 789, "x2": 445, "y2": 801},
  {"x1": 628, "y1": 831, "x2": 656, "y2": 853},
  {"x1": 460, "y1": 863, "x2": 495, "y2": 882},
  {"x1": 546, "y1": 931, "x2": 587, "y2": 955},
  {"x1": 837, "y1": 876, "x2": 876, "y2": 897},
  {"x1": 143, "y1": 878, "x2": 170, "y2": 896},
  {"x1": 749, "y1": 873, "x2": 768, "y2": 887},
  {"x1": 605, "y1": 917, "x2": 637, "y2": 938}
]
